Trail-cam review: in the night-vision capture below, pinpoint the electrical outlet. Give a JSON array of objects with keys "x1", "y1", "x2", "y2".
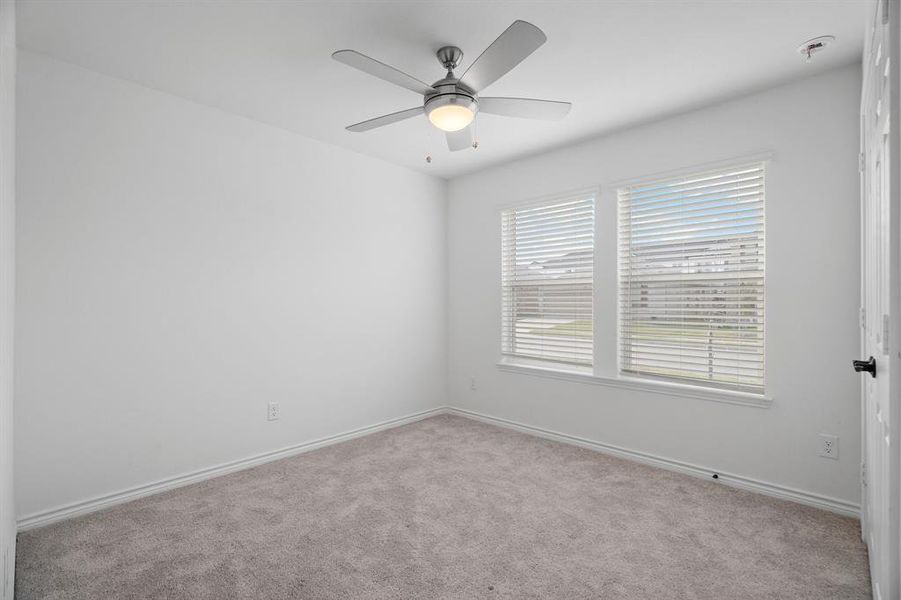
[
  {"x1": 470, "y1": 377, "x2": 477, "y2": 391},
  {"x1": 267, "y1": 401, "x2": 280, "y2": 421},
  {"x1": 819, "y1": 434, "x2": 839, "y2": 459}
]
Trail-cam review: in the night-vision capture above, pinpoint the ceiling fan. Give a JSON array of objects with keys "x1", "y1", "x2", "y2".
[{"x1": 332, "y1": 20, "x2": 572, "y2": 152}]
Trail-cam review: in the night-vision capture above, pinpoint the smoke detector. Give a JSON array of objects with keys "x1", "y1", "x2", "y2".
[{"x1": 798, "y1": 36, "x2": 835, "y2": 62}]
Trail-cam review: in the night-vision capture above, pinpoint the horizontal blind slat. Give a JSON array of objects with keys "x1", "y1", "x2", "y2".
[
  {"x1": 623, "y1": 184, "x2": 763, "y2": 212},
  {"x1": 622, "y1": 168, "x2": 763, "y2": 202}
]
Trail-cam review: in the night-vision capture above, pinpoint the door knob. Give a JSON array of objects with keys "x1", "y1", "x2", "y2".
[{"x1": 853, "y1": 356, "x2": 877, "y2": 378}]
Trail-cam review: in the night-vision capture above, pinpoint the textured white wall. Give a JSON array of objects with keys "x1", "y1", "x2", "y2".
[
  {"x1": 0, "y1": 0, "x2": 14, "y2": 596},
  {"x1": 448, "y1": 65, "x2": 863, "y2": 507},
  {"x1": 15, "y1": 52, "x2": 447, "y2": 519}
]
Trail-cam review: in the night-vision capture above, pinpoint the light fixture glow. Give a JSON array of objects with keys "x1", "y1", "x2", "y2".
[{"x1": 428, "y1": 104, "x2": 475, "y2": 132}]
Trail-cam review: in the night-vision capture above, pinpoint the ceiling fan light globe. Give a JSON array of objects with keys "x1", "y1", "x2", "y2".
[{"x1": 428, "y1": 104, "x2": 475, "y2": 132}]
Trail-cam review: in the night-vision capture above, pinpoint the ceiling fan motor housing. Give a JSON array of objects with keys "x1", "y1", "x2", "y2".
[
  {"x1": 424, "y1": 46, "x2": 478, "y2": 125},
  {"x1": 423, "y1": 84, "x2": 478, "y2": 119}
]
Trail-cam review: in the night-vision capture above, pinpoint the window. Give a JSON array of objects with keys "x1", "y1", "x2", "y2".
[
  {"x1": 618, "y1": 163, "x2": 765, "y2": 393},
  {"x1": 501, "y1": 193, "x2": 595, "y2": 366}
]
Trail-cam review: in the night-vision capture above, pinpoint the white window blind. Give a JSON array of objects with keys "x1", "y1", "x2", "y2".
[
  {"x1": 501, "y1": 194, "x2": 595, "y2": 366},
  {"x1": 618, "y1": 163, "x2": 765, "y2": 393}
]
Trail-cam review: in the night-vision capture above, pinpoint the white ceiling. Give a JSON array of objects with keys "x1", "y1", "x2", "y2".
[{"x1": 18, "y1": 0, "x2": 867, "y2": 179}]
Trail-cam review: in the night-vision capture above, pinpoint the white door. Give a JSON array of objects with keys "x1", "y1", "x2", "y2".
[{"x1": 860, "y1": 1, "x2": 900, "y2": 599}]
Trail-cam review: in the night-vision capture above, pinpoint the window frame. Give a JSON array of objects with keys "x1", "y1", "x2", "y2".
[
  {"x1": 496, "y1": 155, "x2": 773, "y2": 408},
  {"x1": 617, "y1": 161, "x2": 767, "y2": 395}
]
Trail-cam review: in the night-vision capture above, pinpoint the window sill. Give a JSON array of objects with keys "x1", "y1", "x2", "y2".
[{"x1": 495, "y1": 358, "x2": 773, "y2": 409}]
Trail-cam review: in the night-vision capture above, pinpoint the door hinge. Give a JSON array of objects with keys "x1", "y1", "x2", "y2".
[
  {"x1": 862, "y1": 461, "x2": 867, "y2": 488},
  {"x1": 860, "y1": 307, "x2": 867, "y2": 329},
  {"x1": 883, "y1": 314, "x2": 890, "y2": 354},
  {"x1": 859, "y1": 152, "x2": 866, "y2": 172}
]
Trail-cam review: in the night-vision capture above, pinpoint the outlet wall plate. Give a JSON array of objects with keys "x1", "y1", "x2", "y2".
[
  {"x1": 818, "y1": 433, "x2": 839, "y2": 459},
  {"x1": 267, "y1": 401, "x2": 280, "y2": 421}
]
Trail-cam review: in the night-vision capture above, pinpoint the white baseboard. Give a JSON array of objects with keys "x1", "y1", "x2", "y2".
[
  {"x1": 445, "y1": 406, "x2": 861, "y2": 518},
  {"x1": 17, "y1": 407, "x2": 445, "y2": 531},
  {"x1": 18, "y1": 404, "x2": 860, "y2": 531}
]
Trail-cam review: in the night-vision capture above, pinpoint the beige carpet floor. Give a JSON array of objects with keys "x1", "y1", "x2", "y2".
[{"x1": 16, "y1": 414, "x2": 871, "y2": 599}]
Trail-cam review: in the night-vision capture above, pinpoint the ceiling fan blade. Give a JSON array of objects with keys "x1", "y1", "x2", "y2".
[
  {"x1": 332, "y1": 50, "x2": 435, "y2": 96},
  {"x1": 458, "y1": 20, "x2": 547, "y2": 92},
  {"x1": 446, "y1": 127, "x2": 473, "y2": 152},
  {"x1": 479, "y1": 97, "x2": 571, "y2": 120},
  {"x1": 346, "y1": 107, "x2": 424, "y2": 132}
]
